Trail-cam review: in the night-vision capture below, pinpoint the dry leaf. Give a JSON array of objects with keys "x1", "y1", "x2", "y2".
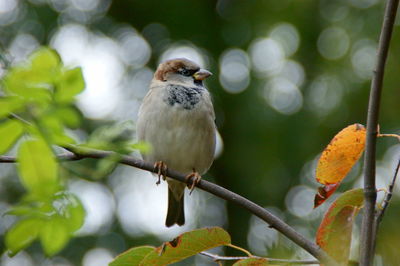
[{"x1": 314, "y1": 124, "x2": 366, "y2": 207}]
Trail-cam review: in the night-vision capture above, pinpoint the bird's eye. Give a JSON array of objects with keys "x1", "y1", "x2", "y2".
[{"x1": 179, "y1": 69, "x2": 191, "y2": 77}]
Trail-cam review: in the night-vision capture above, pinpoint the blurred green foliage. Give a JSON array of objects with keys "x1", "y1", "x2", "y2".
[
  {"x1": 0, "y1": 0, "x2": 400, "y2": 265},
  {"x1": 0, "y1": 47, "x2": 85, "y2": 257}
]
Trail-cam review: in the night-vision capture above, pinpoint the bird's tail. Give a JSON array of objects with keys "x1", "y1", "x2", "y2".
[{"x1": 166, "y1": 187, "x2": 185, "y2": 227}]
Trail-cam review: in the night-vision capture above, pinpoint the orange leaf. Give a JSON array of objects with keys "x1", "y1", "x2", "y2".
[
  {"x1": 314, "y1": 124, "x2": 366, "y2": 206},
  {"x1": 314, "y1": 183, "x2": 339, "y2": 208},
  {"x1": 110, "y1": 227, "x2": 231, "y2": 266},
  {"x1": 141, "y1": 227, "x2": 231, "y2": 265},
  {"x1": 316, "y1": 189, "x2": 364, "y2": 264}
]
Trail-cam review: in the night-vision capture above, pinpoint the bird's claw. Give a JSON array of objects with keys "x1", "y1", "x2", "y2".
[
  {"x1": 154, "y1": 161, "x2": 167, "y2": 185},
  {"x1": 185, "y1": 170, "x2": 201, "y2": 195}
]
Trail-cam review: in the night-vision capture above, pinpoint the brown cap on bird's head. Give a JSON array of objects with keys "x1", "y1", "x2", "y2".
[{"x1": 154, "y1": 58, "x2": 212, "y2": 82}]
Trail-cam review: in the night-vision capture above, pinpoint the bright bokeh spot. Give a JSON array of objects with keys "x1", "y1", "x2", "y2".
[
  {"x1": 8, "y1": 33, "x2": 39, "y2": 63},
  {"x1": 71, "y1": 0, "x2": 101, "y2": 11},
  {"x1": 269, "y1": 22, "x2": 300, "y2": 57},
  {"x1": 69, "y1": 180, "x2": 116, "y2": 235},
  {"x1": 318, "y1": 27, "x2": 350, "y2": 60},
  {"x1": 1, "y1": 251, "x2": 33, "y2": 266},
  {"x1": 263, "y1": 77, "x2": 303, "y2": 115},
  {"x1": 278, "y1": 60, "x2": 305, "y2": 87},
  {"x1": 247, "y1": 208, "x2": 281, "y2": 254},
  {"x1": 319, "y1": 0, "x2": 349, "y2": 22},
  {"x1": 249, "y1": 38, "x2": 285, "y2": 76},
  {"x1": 160, "y1": 44, "x2": 207, "y2": 68},
  {"x1": 112, "y1": 167, "x2": 226, "y2": 240},
  {"x1": 351, "y1": 39, "x2": 377, "y2": 80},
  {"x1": 306, "y1": 74, "x2": 344, "y2": 116},
  {"x1": 82, "y1": 248, "x2": 114, "y2": 266},
  {"x1": 115, "y1": 27, "x2": 151, "y2": 67},
  {"x1": 285, "y1": 185, "x2": 315, "y2": 218},
  {"x1": 51, "y1": 24, "x2": 126, "y2": 119},
  {"x1": 219, "y1": 48, "x2": 250, "y2": 93},
  {"x1": 0, "y1": 0, "x2": 19, "y2": 25}
]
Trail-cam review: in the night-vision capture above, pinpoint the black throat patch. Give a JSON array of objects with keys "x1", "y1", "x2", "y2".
[{"x1": 164, "y1": 84, "x2": 203, "y2": 110}]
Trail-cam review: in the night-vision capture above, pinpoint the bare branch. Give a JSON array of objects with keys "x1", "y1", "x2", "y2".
[
  {"x1": 360, "y1": 0, "x2": 399, "y2": 265},
  {"x1": 199, "y1": 251, "x2": 319, "y2": 265},
  {"x1": 0, "y1": 146, "x2": 336, "y2": 265},
  {"x1": 375, "y1": 157, "x2": 400, "y2": 227},
  {"x1": 0, "y1": 153, "x2": 81, "y2": 163}
]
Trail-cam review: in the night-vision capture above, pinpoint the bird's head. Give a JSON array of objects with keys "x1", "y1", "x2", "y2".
[{"x1": 154, "y1": 58, "x2": 212, "y2": 86}]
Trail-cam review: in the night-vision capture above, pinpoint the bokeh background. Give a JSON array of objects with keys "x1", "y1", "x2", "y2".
[{"x1": 1, "y1": 0, "x2": 400, "y2": 265}]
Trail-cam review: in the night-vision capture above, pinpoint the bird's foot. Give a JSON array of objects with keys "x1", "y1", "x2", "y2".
[
  {"x1": 154, "y1": 161, "x2": 167, "y2": 185},
  {"x1": 185, "y1": 169, "x2": 201, "y2": 195}
]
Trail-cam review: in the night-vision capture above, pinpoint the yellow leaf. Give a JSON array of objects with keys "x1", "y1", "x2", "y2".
[{"x1": 316, "y1": 123, "x2": 366, "y2": 185}]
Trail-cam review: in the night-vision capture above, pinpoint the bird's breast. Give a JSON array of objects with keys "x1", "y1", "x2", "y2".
[{"x1": 163, "y1": 84, "x2": 204, "y2": 110}]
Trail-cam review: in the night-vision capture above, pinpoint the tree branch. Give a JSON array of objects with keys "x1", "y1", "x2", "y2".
[
  {"x1": 199, "y1": 251, "x2": 319, "y2": 265},
  {"x1": 371, "y1": 157, "x2": 400, "y2": 252},
  {"x1": 376, "y1": 158, "x2": 400, "y2": 224},
  {"x1": 360, "y1": 0, "x2": 399, "y2": 265},
  {"x1": 0, "y1": 153, "x2": 81, "y2": 163},
  {"x1": 0, "y1": 146, "x2": 336, "y2": 265}
]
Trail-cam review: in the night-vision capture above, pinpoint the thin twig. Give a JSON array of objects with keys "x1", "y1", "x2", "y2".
[
  {"x1": 370, "y1": 158, "x2": 400, "y2": 259},
  {"x1": 0, "y1": 146, "x2": 336, "y2": 265},
  {"x1": 375, "y1": 158, "x2": 400, "y2": 225},
  {"x1": 0, "y1": 153, "x2": 81, "y2": 163},
  {"x1": 199, "y1": 251, "x2": 319, "y2": 265},
  {"x1": 360, "y1": 0, "x2": 399, "y2": 265}
]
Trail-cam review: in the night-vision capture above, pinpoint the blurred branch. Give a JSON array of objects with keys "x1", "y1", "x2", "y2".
[
  {"x1": 0, "y1": 146, "x2": 336, "y2": 265},
  {"x1": 372, "y1": 157, "x2": 400, "y2": 250},
  {"x1": 0, "y1": 153, "x2": 81, "y2": 163},
  {"x1": 199, "y1": 251, "x2": 319, "y2": 265},
  {"x1": 376, "y1": 158, "x2": 400, "y2": 223},
  {"x1": 360, "y1": 0, "x2": 399, "y2": 265}
]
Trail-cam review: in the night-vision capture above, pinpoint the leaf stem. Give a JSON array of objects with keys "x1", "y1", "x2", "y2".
[
  {"x1": 377, "y1": 133, "x2": 400, "y2": 141},
  {"x1": 226, "y1": 243, "x2": 253, "y2": 257}
]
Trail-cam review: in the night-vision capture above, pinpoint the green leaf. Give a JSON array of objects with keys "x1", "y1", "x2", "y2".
[
  {"x1": 93, "y1": 154, "x2": 121, "y2": 179},
  {"x1": 0, "y1": 97, "x2": 24, "y2": 118},
  {"x1": 130, "y1": 141, "x2": 152, "y2": 154},
  {"x1": 233, "y1": 258, "x2": 269, "y2": 265},
  {"x1": 55, "y1": 67, "x2": 85, "y2": 103},
  {"x1": 140, "y1": 227, "x2": 231, "y2": 265},
  {"x1": 17, "y1": 138, "x2": 59, "y2": 195},
  {"x1": 316, "y1": 188, "x2": 364, "y2": 264},
  {"x1": 3, "y1": 68, "x2": 52, "y2": 102},
  {"x1": 53, "y1": 192, "x2": 85, "y2": 232},
  {"x1": 30, "y1": 47, "x2": 61, "y2": 74},
  {"x1": 5, "y1": 191, "x2": 85, "y2": 256},
  {"x1": 0, "y1": 120, "x2": 24, "y2": 154},
  {"x1": 40, "y1": 217, "x2": 70, "y2": 256},
  {"x1": 110, "y1": 246, "x2": 155, "y2": 266},
  {"x1": 5, "y1": 218, "x2": 42, "y2": 256},
  {"x1": 39, "y1": 114, "x2": 75, "y2": 145},
  {"x1": 86, "y1": 121, "x2": 135, "y2": 153},
  {"x1": 55, "y1": 107, "x2": 82, "y2": 128}
]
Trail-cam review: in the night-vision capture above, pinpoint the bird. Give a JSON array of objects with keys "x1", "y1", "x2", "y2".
[{"x1": 136, "y1": 58, "x2": 216, "y2": 227}]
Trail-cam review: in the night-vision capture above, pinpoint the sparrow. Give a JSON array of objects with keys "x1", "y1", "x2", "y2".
[{"x1": 136, "y1": 58, "x2": 216, "y2": 227}]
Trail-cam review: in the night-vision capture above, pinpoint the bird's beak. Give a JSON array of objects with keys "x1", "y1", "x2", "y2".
[{"x1": 193, "y1": 69, "x2": 212, "y2": 81}]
